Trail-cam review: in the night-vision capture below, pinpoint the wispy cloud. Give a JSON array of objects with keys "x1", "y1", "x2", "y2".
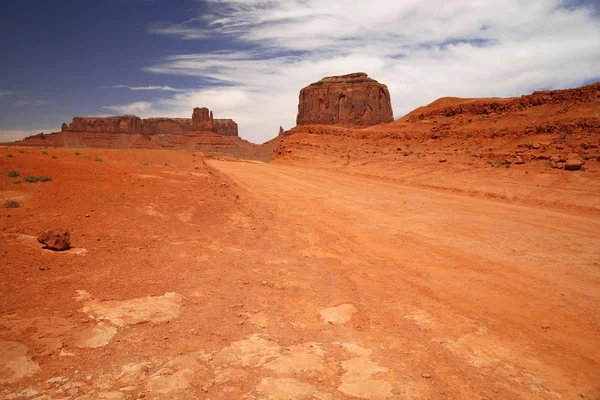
[
  {"x1": 16, "y1": 99, "x2": 50, "y2": 106},
  {"x1": 0, "y1": 90, "x2": 14, "y2": 97},
  {"x1": 104, "y1": 101, "x2": 153, "y2": 114},
  {"x1": 111, "y1": 85, "x2": 186, "y2": 92},
  {"x1": 125, "y1": 0, "x2": 600, "y2": 143}
]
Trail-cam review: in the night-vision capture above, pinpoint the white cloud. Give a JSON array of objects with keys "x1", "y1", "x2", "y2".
[
  {"x1": 111, "y1": 85, "x2": 186, "y2": 92},
  {"x1": 125, "y1": 0, "x2": 600, "y2": 143},
  {"x1": 0, "y1": 91, "x2": 14, "y2": 97},
  {"x1": 103, "y1": 101, "x2": 153, "y2": 114},
  {"x1": 0, "y1": 128, "x2": 59, "y2": 143}
]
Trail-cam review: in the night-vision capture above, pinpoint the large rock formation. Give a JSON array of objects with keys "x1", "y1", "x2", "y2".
[
  {"x1": 296, "y1": 72, "x2": 394, "y2": 127},
  {"x1": 192, "y1": 107, "x2": 214, "y2": 131},
  {"x1": 141, "y1": 118, "x2": 191, "y2": 135},
  {"x1": 63, "y1": 116, "x2": 143, "y2": 133},
  {"x1": 60, "y1": 108, "x2": 238, "y2": 137},
  {"x1": 21, "y1": 107, "x2": 243, "y2": 150},
  {"x1": 214, "y1": 119, "x2": 238, "y2": 136}
]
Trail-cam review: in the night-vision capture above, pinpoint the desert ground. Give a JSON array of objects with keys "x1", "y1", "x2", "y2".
[{"x1": 1, "y1": 146, "x2": 599, "y2": 399}]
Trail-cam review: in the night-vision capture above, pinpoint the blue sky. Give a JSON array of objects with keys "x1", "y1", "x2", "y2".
[{"x1": 1, "y1": 0, "x2": 599, "y2": 143}]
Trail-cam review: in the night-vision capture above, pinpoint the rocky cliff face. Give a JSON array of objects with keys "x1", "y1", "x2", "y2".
[
  {"x1": 63, "y1": 116, "x2": 143, "y2": 133},
  {"x1": 192, "y1": 107, "x2": 214, "y2": 132},
  {"x1": 296, "y1": 72, "x2": 394, "y2": 127},
  {"x1": 141, "y1": 118, "x2": 192, "y2": 135},
  {"x1": 214, "y1": 119, "x2": 238, "y2": 136},
  {"x1": 60, "y1": 108, "x2": 239, "y2": 138}
]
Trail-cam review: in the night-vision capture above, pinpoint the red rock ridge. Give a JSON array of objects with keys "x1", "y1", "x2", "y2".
[{"x1": 296, "y1": 72, "x2": 394, "y2": 127}]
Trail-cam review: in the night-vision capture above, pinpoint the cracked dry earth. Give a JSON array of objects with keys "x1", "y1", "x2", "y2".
[{"x1": 1, "y1": 149, "x2": 600, "y2": 399}]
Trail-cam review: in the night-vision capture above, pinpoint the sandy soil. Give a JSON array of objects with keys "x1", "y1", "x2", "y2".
[{"x1": 1, "y1": 147, "x2": 599, "y2": 399}]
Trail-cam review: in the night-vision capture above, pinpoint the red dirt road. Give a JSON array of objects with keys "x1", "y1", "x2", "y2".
[{"x1": 1, "y1": 148, "x2": 599, "y2": 399}]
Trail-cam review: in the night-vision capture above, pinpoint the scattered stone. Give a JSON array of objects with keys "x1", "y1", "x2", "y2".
[
  {"x1": 37, "y1": 228, "x2": 71, "y2": 251},
  {"x1": 542, "y1": 324, "x2": 551, "y2": 329},
  {"x1": 532, "y1": 143, "x2": 541, "y2": 149},
  {"x1": 439, "y1": 158, "x2": 447, "y2": 163},
  {"x1": 514, "y1": 156, "x2": 525, "y2": 164},
  {"x1": 565, "y1": 159, "x2": 584, "y2": 171},
  {"x1": 556, "y1": 145, "x2": 564, "y2": 150},
  {"x1": 549, "y1": 161, "x2": 557, "y2": 169},
  {"x1": 550, "y1": 156, "x2": 560, "y2": 163},
  {"x1": 421, "y1": 373, "x2": 432, "y2": 379}
]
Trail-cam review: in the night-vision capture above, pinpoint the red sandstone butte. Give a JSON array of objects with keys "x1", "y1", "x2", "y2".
[
  {"x1": 296, "y1": 72, "x2": 394, "y2": 127},
  {"x1": 214, "y1": 119, "x2": 239, "y2": 137},
  {"x1": 192, "y1": 107, "x2": 215, "y2": 131}
]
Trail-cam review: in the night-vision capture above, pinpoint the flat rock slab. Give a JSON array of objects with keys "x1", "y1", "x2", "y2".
[
  {"x1": 0, "y1": 341, "x2": 40, "y2": 384},
  {"x1": 320, "y1": 304, "x2": 357, "y2": 324},
  {"x1": 81, "y1": 292, "x2": 183, "y2": 327}
]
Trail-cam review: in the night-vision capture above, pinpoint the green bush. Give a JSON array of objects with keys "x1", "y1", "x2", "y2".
[
  {"x1": 4, "y1": 200, "x2": 19, "y2": 208},
  {"x1": 12, "y1": 179, "x2": 21, "y2": 184},
  {"x1": 52, "y1": 155, "x2": 57, "y2": 159},
  {"x1": 465, "y1": 133, "x2": 472, "y2": 139},
  {"x1": 140, "y1": 161, "x2": 149, "y2": 166},
  {"x1": 7, "y1": 170, "x2": 19, "y2": 177},
  {"x1": 95, "y1": 156, "x2": 103, "y2": 162},
  {"x1": 42, "y1": 151, "x2": 48, "y2": 154},
  {"x1": 75, "y1": 152, "x2": 81, "y2": 156},
  {"x1": 24, "y1": 175, "x2": 52, "y2": 183},
  {"x1": 18, "y1": 149, "x2": 25, "y2": 154}
]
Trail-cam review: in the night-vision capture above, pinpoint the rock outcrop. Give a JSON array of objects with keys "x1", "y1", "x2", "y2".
[
  {"x1": 296, "y1": 72, "x2": 394, "y2": 127},
  {"x1": 214, "y1": 119, "x2": 239, "y2": 136},
  {"x1": 63, "y1": 116, "x2": 143, "y2": 133},
  {"x1": 59, "y1": 108, "x2": 238, "y2": 138},
  {"x1": 17, "y1": 107, "x2": 245, "y2": 150},
  {"x1": 141, "y1": 118, "x2": 191, "y2": 135},
  {"x1": 192, "y1": 107, "x2": 214, "y2": 132}
]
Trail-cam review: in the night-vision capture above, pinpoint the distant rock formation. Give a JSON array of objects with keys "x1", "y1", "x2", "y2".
[
  {"x1": 62, "y1": 116, "x2": 143, "y2": 133},
  {"x1": 141, "y1": 118, "x2": 192, "y2": 135},
  {"x1": 60, "y1": 107, "x2": 239, "y2": 137},
  {"x1": 296, "y1": 72, "x2": 394, "y2": 127},
  {"x1": 214, "y1": 119, "x2": 238, "y2": 137},
  {"x1": 192, "y1": 107, "x2": 215, "y2": 131}
]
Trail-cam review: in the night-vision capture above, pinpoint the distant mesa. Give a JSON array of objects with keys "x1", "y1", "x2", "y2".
[
  {"x1": 60, "y1": 107, "x2": 239, "y2": 137},
  {"x1": 296, "y1": 72, "x2": 394, "y2": 127},
  {"x1": 14, "y1": 107, "x2": 248, "y2": 149}
]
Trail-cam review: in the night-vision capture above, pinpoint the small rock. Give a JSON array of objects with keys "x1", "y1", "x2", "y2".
[
  {"x1": 439, "y1": 158, "x2": 447, "y2": 163},
  {"x1": 514, "y1": 156, "x2": 525, "y2": 165},
  {"x1": 532, "y1": 143, "x2": 541, "y2": 149},
  {"x1": 556, "y1": 162, "x2": 565, "y2": 169},
  {"x1": 550, "y1": 156, "x2": 560, "y2": 163},
  {"x1": 580, "y1": 142, "x2": 589, "y2": 149},
  {"x1": 549, "y1": 161, "x2": 557, "y2": 169},
  {"x1": 541, "y1": 324, "x2": 551, "y2": 329},
  {"x1": 556, "y1": 145, "x2": 564, "y2": 150},
  {"x1": 38, "y1": 229, "x2": 71, "y2": 251},
  {"x1": 596, "y1": 156, "x2": 600, "y2": 162},
  {"x1": 421, "y1": 373, "x2": 432, "y2": 379},
  {"x1": 565, "y1": 159, "x2": 583, "y2": 171}
]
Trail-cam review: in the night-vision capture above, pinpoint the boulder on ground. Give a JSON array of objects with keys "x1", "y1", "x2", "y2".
[
  {"x1": 37, "y1": 229, "x2": 71, "y2": 251},
  {"x1": 514, "y1": 156, "x2": 525, "y2": 164},
  {"x1": 564, "y1": 159, "x2": 584, "y2": 171}
]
